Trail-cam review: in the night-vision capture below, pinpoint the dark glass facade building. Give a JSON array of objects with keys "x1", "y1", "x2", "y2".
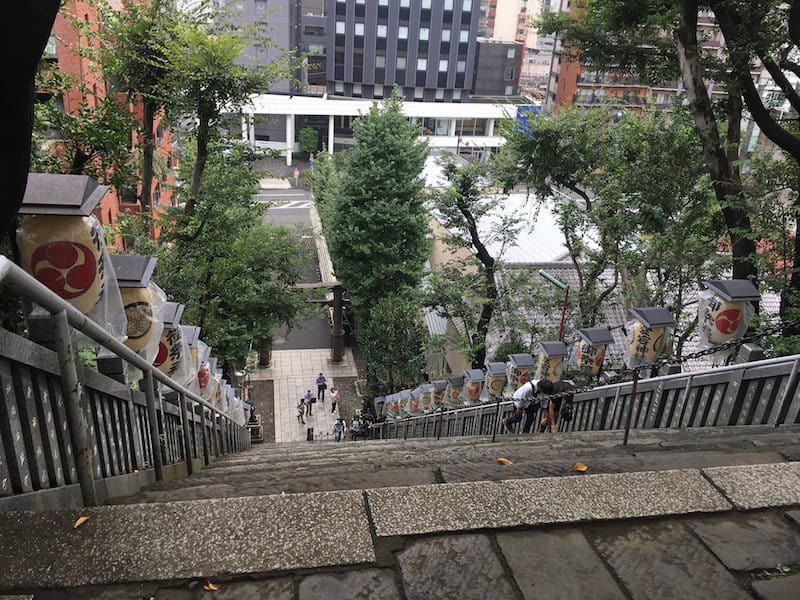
[{"x1": 326, "y1": 0, "x2": 480, "y2": 102}]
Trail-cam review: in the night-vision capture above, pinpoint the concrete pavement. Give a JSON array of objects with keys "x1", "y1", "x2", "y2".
[{"x1": 251, "y1": 349, "x2": 358, "y2": 443}]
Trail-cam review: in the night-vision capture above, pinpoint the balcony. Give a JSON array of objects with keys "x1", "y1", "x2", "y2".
[
  {"x1": 576, "y1": 72, "x2": 648, "y2": 87},
  {"x1": 573, "y1": 94, "x2": 649, "y2": 107}
]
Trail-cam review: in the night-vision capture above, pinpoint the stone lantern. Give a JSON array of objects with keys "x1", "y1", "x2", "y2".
[
  {"x1": 154, "y1": 302, "x2": 186, "y2": 378},
  {"x1": 508, "y1": 353, "x2": 535, "y2": 388},
  {"x1": 575, "y1": 326, "x2": 614, "y2": 375},
  {"x1": 626, "y1": 307, "x2": 675, "y2": 368},
  {"x1": 419, "y1": 383, "x2": 435, "y2": 413},
  {"x1": 484, "y1": 362, "x2": 507, "y2": 398},
  {"x1": 535, "y1": 341, "x2": 568, "y2": 382},
  {"x1": 110, "y1": 255, "x2": 162, "y2": 357},
  {"x1": 463, "y1": 368, "x2": 485, "y2": 406},
  {"x1": 374, "y1": 395, "x2": 385, "y2": 419}
]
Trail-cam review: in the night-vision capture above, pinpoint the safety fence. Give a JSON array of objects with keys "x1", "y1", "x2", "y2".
[
  {"x1": 0, "y1": 257, "x2": 249, "y2": 511},
  {"x1": 373, "y1": 354, "x2": 800, "y2": 440}
]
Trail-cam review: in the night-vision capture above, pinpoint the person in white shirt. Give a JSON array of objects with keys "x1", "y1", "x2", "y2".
[{"x1": 501, "y1": 379, "x2": 553, "y2": 433}]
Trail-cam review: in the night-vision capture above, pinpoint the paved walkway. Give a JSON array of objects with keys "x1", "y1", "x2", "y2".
[{"x1": 251, "y1": 349, "x2": 358, "y2": 443}]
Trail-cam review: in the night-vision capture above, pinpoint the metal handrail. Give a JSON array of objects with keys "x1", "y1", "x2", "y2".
[
  {"x1": 0, "y1": 256, "x2": 228, "y2": 418},
  {"x1": 0, "y1": 255, "x2": 245, "y2": 506}
]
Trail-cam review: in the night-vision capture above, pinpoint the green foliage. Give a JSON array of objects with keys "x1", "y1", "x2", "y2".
[
  {"x1": 426, "y1": 156, "x2": 520, "y2": 367},
  {"x1": 298, "y1": 127, "x2": 318, "y2": 155},
  {"x1": 325, "y1": 90, "x2": 431, "y2": 308},
  {"x1": 122, "y1": 141, "x2": 315, "y2": 369},
  {"x1": 31, "y1": 92, "x2": 138, "y2": 194},
  {"x1": 502, "y1": 106, "x2": 727, "y2": 358},
  {"x1": 309, "y1": 149, "x2": 340, "y2": 224},
  {"x1": 358, "y1": 293, "x2": 427, "y2": 397}
]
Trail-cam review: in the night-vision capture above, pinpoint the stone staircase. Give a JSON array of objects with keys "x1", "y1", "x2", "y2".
[{"x1": 1, "y1": 426, "x2": 800, "y2": 599}]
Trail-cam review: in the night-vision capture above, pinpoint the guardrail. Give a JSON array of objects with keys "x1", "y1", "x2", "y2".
[
  {"x1": 0, "y1": 256, "x2": 250, "y2": 510},
  {"x1": 372, "y1": 354, "x2": 800, "y2": 440}
]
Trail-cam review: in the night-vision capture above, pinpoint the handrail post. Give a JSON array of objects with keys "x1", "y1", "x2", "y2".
[
  {"x1": 52, "y1": 310, "x2": 97, "y2": 506},
  {"x1": 178, "y1": 392, "x2": 194, "y2": 475},
  {"x1": 200, "y1": 405, "x2": 210, "y2": 465},
  {"x1": 492, "y1": 397, "x2": 501, "y2": 443},
  {"x1": 436, "y1": 405, "x2": 444, "y2": 440},
  {"x1": 143, "y1": 370, "x2": 164, "y2": 481},
  {"x1": 623, "y1": 369, "x2": 640, "y2": 446}
]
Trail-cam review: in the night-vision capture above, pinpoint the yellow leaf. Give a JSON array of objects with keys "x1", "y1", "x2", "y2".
[
  {"x1": 73, "y1": 516, "x2": 89, "y2": 529},
  {"x1": 295, "y1": 466, "x2": 306, "y2": 471},
  {"x1": 203, "y1": 582, "x2": 220, "y2": 591},
  {"x1": 573, "y1": 462, "x2": 588, "y2": 472},
  {"x1": 496, "y1": 458, "x2": 513, "y2": 465}
]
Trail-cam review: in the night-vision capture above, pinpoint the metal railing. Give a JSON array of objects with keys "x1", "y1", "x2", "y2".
[
  {"x1": 0, "y1": 256, "x2": 250, "y2": 510},
  {"x1": 372, "y1": 354, "x2": 800, "y2": 440}
]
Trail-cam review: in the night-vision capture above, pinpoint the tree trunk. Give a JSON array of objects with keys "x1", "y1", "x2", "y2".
[
  {"x1": 674, "y1": 0, "x2": 757, "y2": 282},
  {"x1": 0, "y1": 1, "x2": 61, "y2": 241},
  {"x1": 184, "y1": 107, "x2": 212, "y2": 218},
  {"x1": 140, "y1": 97, "x2": 155, "y2": 228}
]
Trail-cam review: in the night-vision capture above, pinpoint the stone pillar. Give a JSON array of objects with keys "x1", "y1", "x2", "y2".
[
  {"x1": 241, "y1": 114, "x2": 248, "y2": 143},
  {"x1": 285, "y1": 114, "x2": 295, "y2": 166},
  {"x1": 486, "y1": 118, "x2": 495, "y2": 137},
  {"x1": 328, "y1": 114, "x2": 335, "y2": 154},
  {"x1": 248, "y1": 114, "x2": 256, "y2": 147},
  {"x1": 331, "y1": 284, "x2": 345, "y2": 363},
  {"x1": 448, "y1": 119, "x2": 457, "y2": 137}
]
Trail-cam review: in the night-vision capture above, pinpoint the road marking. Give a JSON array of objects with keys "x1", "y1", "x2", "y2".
[{"x1": 267, "y1": 201, "x2": 311, "y2": 209}]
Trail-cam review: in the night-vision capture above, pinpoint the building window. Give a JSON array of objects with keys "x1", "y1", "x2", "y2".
[
  {"x1": 505, "y1": 85, "x2": 514, "y2": 95},
  {"x1": 463, "y1": 0, "x2": 472, "y2": 10},
  {"x1": 397, "y1": 56, "x2": 407, "y2": 69},
  {"x1": 355, "y1": 22, "x2": 365, "y2": 36},
  {"x1": 507, "y1": 48, "x2": 516, "y2": 59},
  {"x1": 417, "y1": 58, "x2": 427, "y2": 71},
  {"x1": 400, "y1": 0, "x2": 410, "y2": 6},
  {"x1": 399, "y1": 26, "x2": 409, "y2": 39},
  {"x1": 435, "y1": 88, "x2": 444, "y2": 100},
  {"x1": 335, "y1": 21, "x2": 345, "y2": 34},
  {"x1": 457, "y1": 60, "x2": 466, "y2": 72},
  {"x1": 459, "y1": 29, "x2": 469, "y2": 43},
  {"x1": 439, "y1": 59, "x2": 448, "y2": 71},
  {"x1": 377, "y1": 24, "x2": 387, "y2": 37},
  {"x1": 356, "y1": 0, "x2": 365, "y2": 4},
  {"x1": 415, "y1": 87, "x2": 424, "y2": 99},
  {"x1": 422, "y1": 0, "x2": 431, "y2": 7},
  {"x1": 376, "y1": 55, "x2": 386, "y2": 68},
  {"x1": 442, "y1": 29, "x2": 451, "y2": 42},
  {"x1": 379, "y1": 0, "x2": 388, "y2": 4},
  {"x1": 334, "y1": 82, "x2": 344, "y2": 93},
  {"x1": 420, "y1": 27, "x2": 429, "y2": 41},
  {"x1": 444, "y1": 0, "x2": 453, "y2": 9},
  {"x1": 504, "y1": 66, "x2": 516, "y2": 80},
  {"x1": 375, "y1": 85, "x2": 384, "y2": 97},
  {"x1": 453, "y1": 89, "x2": 462, "y2": 100},
  {"x1": 353, "y1": 83, "x2": 362, "y2": 95}
]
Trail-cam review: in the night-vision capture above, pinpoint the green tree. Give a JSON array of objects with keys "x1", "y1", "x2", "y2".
[
  {"x1": 537, "y1": 0, "x2": 759, "y2": 285},
  {"x1": 427, "y1": 157, "x2": 523, "y2": 368},
  {"x1": 124, "y1": 142, "x2": 313, "y2": 369},
  {"x1": 503, "y1": 107, "x2": 727, "y2": 358},
  {"x1": 358, "y1": 293, "x2": 427, "y2": 397},
  {"x1": 325, "y1": 90, "x2": 430, "y2": 308},
  {"x1": 309, "y1": 148, "x2": 339, "y2": 223},
  {"x1": 100, "y1": 0, "x2": 178, "y2": 218},
  {"x1": 298, "y1": 127, "x2": 318, "y2": 156}
]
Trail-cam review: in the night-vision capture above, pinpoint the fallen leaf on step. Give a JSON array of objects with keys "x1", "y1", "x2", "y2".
[
  {"x1": 203, "y1": 582, "x2": 220, "y2": 591},
  {"x1": 573, "y1": 462, "x2": 588, "y2": 472},
  {"x1": 73, "y1": 516, "x2": 89, "y2": 529},
  {"x1": 295, "y1": 466, "x2": 306, "y2": 471},
  {"x1": 496, "y1": 458, "x2": 513, "y2": 465},
  {"x1": 281, "y1": 491, "x2": 286, "y2": 496}
]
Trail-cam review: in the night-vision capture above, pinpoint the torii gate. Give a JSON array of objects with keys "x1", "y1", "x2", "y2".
[{"x1": 296, "y1": 280, "x2": 347, "y2": 363}]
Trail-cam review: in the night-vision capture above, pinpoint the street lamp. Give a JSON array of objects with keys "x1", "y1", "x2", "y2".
[{"x1": 538, "y1": 269, "x2": 569, "y2": 342}]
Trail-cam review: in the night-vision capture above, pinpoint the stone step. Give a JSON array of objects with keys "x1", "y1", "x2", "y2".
[
  {"x1": 109, "y1": 426, "x2": 799, "y2": 504},
  {"x1": 3, "y1": 461, "x2": 800, "y2": 593}
]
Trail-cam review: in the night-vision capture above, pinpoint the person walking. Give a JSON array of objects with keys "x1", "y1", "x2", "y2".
[
  {"x1": 296, "y1": 398, "x2": 306, "y2": 424},
  {"x1": 350, "y1": 414, "x2": 361, "y2": 441},
  {"x1": 500, "y1": 379, "x2": 536, "y2": 433},
  {"x1": 330, "y1": 386, "x2": 341, "y2": 414},
  {"x1": 333, "y1": 417, "x2": 345, "y2": 442},
  {"x1": 540, "y1": 380, "x2": 572, "y2": 433},
  {"x1": 316, "y1": 373, "x2": 327, "y2": 402},
  {"x1": 304, "y1": 389, "x2": 315, "y2": 416}
]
